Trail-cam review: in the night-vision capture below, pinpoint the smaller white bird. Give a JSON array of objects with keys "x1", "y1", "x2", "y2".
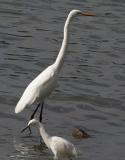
[{"x1": 27, "y1": 119, "x2": 77, "y2": 160}]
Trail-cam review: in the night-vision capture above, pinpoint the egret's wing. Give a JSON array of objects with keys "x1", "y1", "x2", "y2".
[
  {"x1": 34, "y1": 65, "x2": 55, "y2": 87},
  {"x1": 15, "y1": 65, "x2": 56, "y2": 113},
  {"x1": 15, "y1": 85, "x2": 37, "y2": 113},
  {"x1": 51, "y1": 136, "x2": 77, "y2": 157}
]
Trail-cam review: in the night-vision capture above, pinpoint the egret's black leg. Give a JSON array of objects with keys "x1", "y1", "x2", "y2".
[
  {"x1": 39, "y1": 102, "x2": 44, "y2": 122},
  {"x1": 30, "y1": 103, "x2": 40, "y2": 120},
  {"x1": 21, "y1": 103, "x2": 41, "y2": 133}
]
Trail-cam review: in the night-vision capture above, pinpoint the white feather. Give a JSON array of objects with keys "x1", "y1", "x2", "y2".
[
  {"x1": 15, "y1": 64, "x2": 57, "y2": 113},
  {"x1": 28, "y1": 119, "x2": 77, "y2": 160}
]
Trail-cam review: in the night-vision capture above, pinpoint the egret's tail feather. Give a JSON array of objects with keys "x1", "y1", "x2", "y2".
[{"x1": 15, "y1": 101, "x2": 27, "y2": 113}]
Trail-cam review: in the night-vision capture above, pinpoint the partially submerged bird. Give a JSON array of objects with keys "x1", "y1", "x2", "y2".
[
  {"x1": 15, "y1": 10, "x2": 94, "y2": 132},
  {"x1": 27, "y1": 119, "x2": 77, "y2": 160},
  {"x1": 72, "y1": 128, "x2": 90, "y2": 139}
]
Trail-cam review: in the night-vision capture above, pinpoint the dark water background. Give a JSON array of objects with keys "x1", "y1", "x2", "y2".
[{"x1": 0, "y1": 0, "x2": 125, "y2": 159}]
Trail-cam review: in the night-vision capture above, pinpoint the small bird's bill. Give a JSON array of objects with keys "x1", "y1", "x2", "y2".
[
  {"x1": 21, "y1": 125, "x2": 31, "y2": 133},
  {"x1": 81, "y1": 12, "x2": 95, "y2": 16}
]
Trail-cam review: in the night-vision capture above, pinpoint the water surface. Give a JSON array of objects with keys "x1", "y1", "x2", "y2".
[{"x1": 0, "y1": 0, "x2": 125, "y2": 159}]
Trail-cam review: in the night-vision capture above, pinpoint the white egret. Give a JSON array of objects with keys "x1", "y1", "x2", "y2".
[
  {"x1": 15, "y1": 10, "x2": 94, "y2": 131},
  {"x1": 27, "y1": 118, "x2": 77, "y2": 160}
]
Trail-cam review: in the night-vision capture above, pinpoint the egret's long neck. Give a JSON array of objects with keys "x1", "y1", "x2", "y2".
[
  {"x1": 38, "y1": 123, "x2": 51, "y2": 148},
  {"x1": 54, "y1": 13, "x2": 73, "y2": 72}
]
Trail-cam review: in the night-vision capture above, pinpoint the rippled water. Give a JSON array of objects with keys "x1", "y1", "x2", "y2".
[{"x1": 0, "y1": 0, "x2": 125, "y2": 159}]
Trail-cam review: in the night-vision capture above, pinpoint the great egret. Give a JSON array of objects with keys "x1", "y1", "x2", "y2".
[
  {"x1": 15, "y1": 10, "x2": 94, "y2": 131},
  {"x1": 27, "y1": 118, "x2": 77, "y2": 160}
]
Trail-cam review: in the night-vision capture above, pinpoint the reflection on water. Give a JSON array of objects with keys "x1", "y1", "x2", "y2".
[
  {"x1": 10, "y1": 138, "x2": 49, "y2": 160},
  {"x1": 0, "y1": 0, "x2": 125, "y2": 160}
]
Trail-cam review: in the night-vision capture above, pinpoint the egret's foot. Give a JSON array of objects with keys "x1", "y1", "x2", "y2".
[{"x1": 21, "y1": 125, "x2": 32, "y2": 134}]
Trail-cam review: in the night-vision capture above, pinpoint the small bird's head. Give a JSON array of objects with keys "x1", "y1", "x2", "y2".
[
  {"x1": 28, "y1": 119, "x2": 39, "y2": 127},
  {"x1": 21, "y1": 119, "x2": 40, "y2": 133}
]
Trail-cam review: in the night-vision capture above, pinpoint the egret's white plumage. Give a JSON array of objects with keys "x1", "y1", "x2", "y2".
[
  {"x1": 28, "y1": 119, "x2": 77, "y2": 160},
  {"x1": 15, "y1": 64, "x2": 57, "y2": 113},
  {"x1": 15, "y1": 9, "x2": 94, "y2": 121}
]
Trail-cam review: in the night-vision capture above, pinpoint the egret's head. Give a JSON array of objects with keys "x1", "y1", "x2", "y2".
[
  {"x1": 28, "y1": 119, "x2": 39, "y2": 126},
  {"x1": 69, "y1": 9, "x2": 94, "y2": 17},
  {"x1": 21, "y1": 118, "x2": 39, "y2": 133}
]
